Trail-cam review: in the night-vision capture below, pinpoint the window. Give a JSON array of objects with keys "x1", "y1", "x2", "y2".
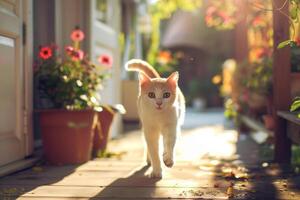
[{"x1": 96, "y1": 0, "x2": 108, "y2": 23}]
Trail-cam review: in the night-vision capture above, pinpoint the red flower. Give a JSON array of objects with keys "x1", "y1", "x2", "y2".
[
  {"x1": 70, "y1": 29, "x2": 85, "y2": 42},
  {"x1": 39, "y1": 46, "x2": 52, "y2": 60},
  {"x1": 98, "y1": 54, "x2": 113, "y2": 68}
]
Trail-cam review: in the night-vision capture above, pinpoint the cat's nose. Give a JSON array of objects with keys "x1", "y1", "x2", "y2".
[{"x1": 156, "y1": 102, "x2": 162, "y2": 106}]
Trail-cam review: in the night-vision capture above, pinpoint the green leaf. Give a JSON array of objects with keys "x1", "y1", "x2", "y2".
[
  {"x1": 290, "y1": 99, "x2": 300, "y2": 112},
  {"x1": 291, "y1": 6, "x2": 298, "y2": 20},
  {"x1": 277, "y1": 40, "x2": 292, "y2": 49}
]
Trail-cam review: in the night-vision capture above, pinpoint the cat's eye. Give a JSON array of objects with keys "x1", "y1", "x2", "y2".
[
  {"x1": 163, "y1": 92, "x2": 171, "y2": 98},
  {"x1": 148, "y1": 92, "x2": 155, "y2": 98}
]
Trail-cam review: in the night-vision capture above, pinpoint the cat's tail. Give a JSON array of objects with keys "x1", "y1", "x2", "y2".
[{"x1": 125, "y1": 59, "x2": 160, "y2": 78}]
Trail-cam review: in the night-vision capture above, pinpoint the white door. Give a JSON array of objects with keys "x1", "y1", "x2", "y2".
[
  {"x1": 0, "y1": 0, "x2": 26, "y2": 166},
  {"x1": 89, "y1": 0, "x2": 122, "y2": 137}
]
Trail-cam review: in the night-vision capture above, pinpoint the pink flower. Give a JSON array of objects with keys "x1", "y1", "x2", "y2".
[
  {"x1": 65, "y1": 46, "x2": 74, "y2": 55},
  {"x1": 218, "y1": 11, "x2": 230, "y2": 22},
  {"x1": 98, "y1": 54, "x2": 113, "y2": 68},
  {"x1": 71, "y1": 50, "x2": 84, "y2": 61},
  {"x1": 70, "y1": 29, "x2": 85, "y2": 42},
  {"x1": 65, "y1": 46, "x2": 84, "y2": 61},
  {"x1": 206, "y1": 6, "x2": 216, "y2": 16}
]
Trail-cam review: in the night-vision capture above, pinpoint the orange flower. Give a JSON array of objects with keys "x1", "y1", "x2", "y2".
[
  {"x1": 158, "y1": 51, "x2": 172, "y2": 64},
  {"x1": 98, "y1": 54, "x2": 113, "y2": 68},
  {"x1": 70, "y1": 29, "x2": 85, "y2": 42},
  {"x1": 39, "y1": 46, "x2": 52, "y2": 60},
  {"x1": 252, "y1": 16, "x2": 264, "y2": 27}
]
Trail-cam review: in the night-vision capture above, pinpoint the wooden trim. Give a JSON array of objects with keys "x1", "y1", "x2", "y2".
[
  {"x1": 272, "y1": 0, "x2": 292, "y2": 163},
  {"x1": 277, "y1": 111, "x2": 300, "y2": 144},
  {"x1": 23, "y1": 0, "x2": 34, "y2": 156},
  {"x1": 54, "y1": 0, "x2": 62, "y2": 47},
  {"x1": 240, "y1": 115, "x2": 273, "y2": 136},
  {"x1": 234, "y1": 0, "x2": 248, "y2": 62},
  {"x1": 290, "y1": 72, "x2": 300, "y2": 79},
  {"x1": 277, "y1": 111, "x2": 300, "y2": 126},
  {"x1": 0, "y1": 157, "x2": 40, "y2": 177}
]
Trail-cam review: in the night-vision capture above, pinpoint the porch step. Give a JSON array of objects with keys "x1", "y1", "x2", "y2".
[{"x1": 0, "y1": 157, "x2": 40, "y2": 178}]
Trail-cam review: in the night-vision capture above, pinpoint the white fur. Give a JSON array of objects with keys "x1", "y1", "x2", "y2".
[
  {"x1": 138, "y1": 84, "x2": 184, "y2": 178},
  {"x1": 125, "y1": 59, "x2": 185, "y2": 178}
]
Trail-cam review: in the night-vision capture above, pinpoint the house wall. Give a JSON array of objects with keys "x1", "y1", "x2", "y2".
[{"x1": 33, "y1": 0, "x2": 56, "y2": 145}]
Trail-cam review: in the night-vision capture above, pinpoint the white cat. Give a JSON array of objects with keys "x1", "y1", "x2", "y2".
[{"x1": 125, "y1": 59, "x2": 185, "y2": 178}]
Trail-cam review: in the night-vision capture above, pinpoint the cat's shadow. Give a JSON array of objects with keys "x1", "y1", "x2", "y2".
[{"x1": 91, "y1": 165, "x2": 161, "y2": 199}]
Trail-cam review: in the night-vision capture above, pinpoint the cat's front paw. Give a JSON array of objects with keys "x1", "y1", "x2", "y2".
[
  {"x1": 146, "y1": 157, "x2": 151, "y2": 166},
  {"x1": 163, "y1": 153, "x2": 174, "y2": 168},
  {"x1": 148, "y1": 169, "x2": 162, "y2": 179}
]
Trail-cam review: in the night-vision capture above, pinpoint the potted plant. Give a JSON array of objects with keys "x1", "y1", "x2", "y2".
[
  {"x1": 242, "y1": 57, "x2": 272, "y2": 113},
  {"x1": 92, "y1": 104, "x2": 126, "y2": 157},
  {"x1": 35, "y1": 28, "x2": 111, "y2": 164}
]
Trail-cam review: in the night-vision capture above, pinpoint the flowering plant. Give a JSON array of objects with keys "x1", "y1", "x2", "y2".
[
  {"x1": 149, "y1": 50, "x2": 180, "y2": 76},
  {"x1": 35, "y1": 28, "x2": 112, "y2": 110},
  {"x1": 205, "y1": 0, "x2": 237, "y2": 30},
  {"x1": 243, "y1": 57, "x2": 273, "y2": 96}
]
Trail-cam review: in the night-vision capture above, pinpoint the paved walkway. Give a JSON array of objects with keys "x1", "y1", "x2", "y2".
[{"x1": 0, "y1": 110, "x2": 299, "y2": 199}]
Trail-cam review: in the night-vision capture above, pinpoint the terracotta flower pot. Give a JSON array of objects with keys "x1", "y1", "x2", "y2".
[
  {"x1": 39, "y1": 109, "x2": 98, "y2": 165},
  {"x1": 248, "y1": 92, "x2": 267, "y2": 111},
  {"x1": 263, "y1": 114, "x2": 275, "y2": 131},
  {"x1": 92, "y1": 106, "x2": 115, "y2": 156}
]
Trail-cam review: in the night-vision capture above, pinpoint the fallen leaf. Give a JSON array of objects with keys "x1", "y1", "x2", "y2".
[
  {"x1": 188, "y1": 189, "x2": 204, "y2": 196},
  {"x1": 291, "y1": 192, "x2": 295, "y2": 196},
  {"x1": 227, "y1": 186, "x2": 234, "y2": 198},
  {"x1": 32, "y1": 166, "x2": 43, "y2": 172},
  {"x1": 282, "y1": 183, "x2": 287, "y2": 187},
  {"x1": 234, "y1": 172, "x2": 249, "y2": 179},
  {"x1": 97, "y1": 150, "x2": 127, "y2": 159}
]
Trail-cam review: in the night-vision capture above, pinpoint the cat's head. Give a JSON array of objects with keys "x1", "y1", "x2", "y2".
[{"x1": 139, "y1": 72, "x2": 179, "y2": 111}]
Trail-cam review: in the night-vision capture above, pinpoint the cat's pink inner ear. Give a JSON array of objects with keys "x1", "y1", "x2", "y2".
[
  {"x1": 167, "y1": 72, "x2": 179, "y2": 89},
  {"x1": 139, "y1": 73, "x2": 151, "y2": 87}
]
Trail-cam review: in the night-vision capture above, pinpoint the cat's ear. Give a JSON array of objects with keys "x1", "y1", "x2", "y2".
[
  {"x1": 139, "y1": 73, "x2": 151, "y2": 87},
  {"x1": 167, "y1": 71, "x2": 179, "y2": 89}
]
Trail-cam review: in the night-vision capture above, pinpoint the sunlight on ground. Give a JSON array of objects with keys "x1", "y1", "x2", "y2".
[{"x1": 177, "y1": 125, "x2": 238, "y2": 162}]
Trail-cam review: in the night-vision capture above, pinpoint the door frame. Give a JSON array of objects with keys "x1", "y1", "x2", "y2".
[{"x1": 23, "y1": 0, "x2": 34, "y2": 156}]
